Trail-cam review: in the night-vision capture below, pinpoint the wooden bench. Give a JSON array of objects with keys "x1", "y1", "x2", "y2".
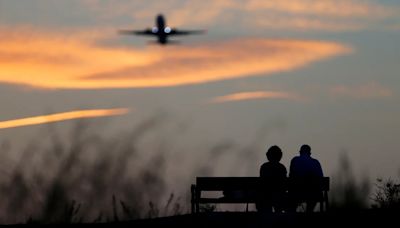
[{"x1": 191, "y1": 177, "x2": 330, "y2": 213}]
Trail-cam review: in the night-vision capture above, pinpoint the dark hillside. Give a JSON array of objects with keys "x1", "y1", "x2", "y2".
[{"x1": 14, "y1": 210, "x2": 398, "y2": 227}]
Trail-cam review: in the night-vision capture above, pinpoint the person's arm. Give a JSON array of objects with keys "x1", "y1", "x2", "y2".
[
  {"x1": 260, "y1": 164, "x2": 265, "y2": 177},
  {"x1": 289, "y1": 158, "x2": 295, "y2": 177},
  {"x1": 315, "y1": 160, "x2": 323, "y2": 177},
  {"x1": 284, "y1": 167, "x2": 288, "y2": 178}
]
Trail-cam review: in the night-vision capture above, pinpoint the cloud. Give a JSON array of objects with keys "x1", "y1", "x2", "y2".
[
  {"x1": 0, "y1": 27, "x2": 350, "y2": 89},
  {"x1": 385, "y1": 24, "x2": 400, "y2": 31},
  {"x1": 247, "y1": 0, "x2": 400, "y2": 32},
  {"x1": 81, "y1": 0, "x2": 397, "y2": 31},
  {"x1": 253, "y1": 17, "x2": 363, "y2": 32},
  {"x1": 330, "y1": 82, "x2": 393, "y2": 99},
  {"x1": 208, "y1": 91, "x2": 302, "y2": 104},
  {"x1": 244, "y1": 0, "x2": 390, "y2": 18},
  {"x1": 0, "y1": 108, "x2": 129, "y2": 129}
]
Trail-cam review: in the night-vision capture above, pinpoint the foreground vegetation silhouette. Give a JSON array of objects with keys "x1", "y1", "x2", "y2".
[
  {"x1": 0, "y1": 118, "x2": 399, "y2": 226},
  {"x1": 0, "y1": 117, "x2": 185, "y2": 224}
]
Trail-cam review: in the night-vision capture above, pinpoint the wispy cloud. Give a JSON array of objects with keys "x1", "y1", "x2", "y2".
[
  {"x1": 0, "y1": 108, "x2": 129, "y2": 129},
  {"x1": 248, "y1": 0, "x2": 400, "y2": 32},
  {"x1": 385, "y1": 24, "x2": 400, "y2": 31},
  {"x1": 81, "y1": 0, "x2": 398, "y2": 31},
  {"x1": 208, "y1": 91, "x2": 302, "y2": 104},
  {"x1": 0, "y1": 27, "x2": 350, "y2": 89},
  {"x1": 244, "y1": 0, "x2": 390, "y2": 18},
  {"x1": 330, "y1": 82, "x2": 393, "y2": 99},
  {"x1": 254, "y1": 17, "x2": 363, "y2": 32}
]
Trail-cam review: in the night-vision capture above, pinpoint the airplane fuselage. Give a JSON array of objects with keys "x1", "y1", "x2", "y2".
[
  {"x1": 153, "y1": 14, "x2": 170, "y2": 44},
  {"x1": 119, "y1": 13, "x2": 203, "y2": 45}
]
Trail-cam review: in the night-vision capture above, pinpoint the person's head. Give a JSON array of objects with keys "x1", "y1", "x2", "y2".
[
  {"x1": 266, "y1": 145, "x2": 282, "y2": 162},
  {"x1": 299, "y1": 144, "x2": 311, "y2": 156}
]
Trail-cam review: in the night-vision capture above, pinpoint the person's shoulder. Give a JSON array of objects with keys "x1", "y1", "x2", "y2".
[
  {"x1": 260, "y1": 162, "x2": 269, "y2": 169},
  {"x1": 311, "y1": 157, "x2": 321, "y2": 164},
  {"x1": 277, "y1": 162, "x2": 286, "y2": 168},
  {"x1": 278, "y1": 163, "x2": 287, "y2": 172},
  {"x1": 290, "y1": 156, "x2": 301, "y2": 163}
]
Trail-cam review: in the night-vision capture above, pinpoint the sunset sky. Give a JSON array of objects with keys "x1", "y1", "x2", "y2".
[{"x1": 0, "y1": 0, "x2": 399, "y2": 180}]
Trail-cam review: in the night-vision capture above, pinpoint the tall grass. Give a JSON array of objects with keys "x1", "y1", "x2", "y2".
[
  {"x1": 329, "y1": 153, "x2": 371, "y2": 211},
  {"x1": 0, "y1": 116, "x2": 185, "y2": 224}
]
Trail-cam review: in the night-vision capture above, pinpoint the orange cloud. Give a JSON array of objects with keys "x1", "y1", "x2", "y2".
[
  {"x1": 0, "y1": 28, "x2": 350, "y2": 89},
  {"x1": 330, "y1": 82, "x2": 393, "y2": 99},
  {"x1": 0, "y1": 108, "x2": 129, "y2": 129},
  {"x1": 208, "y1": 91, "x2": 302, "y2": 104}
]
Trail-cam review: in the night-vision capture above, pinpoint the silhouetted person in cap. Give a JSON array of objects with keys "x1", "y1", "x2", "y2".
[
  {"x1": 288, "y1": 144, "x2": 323, "y2": 212},
  {"x1": 257, "y1": 145, "x2": 287, "y2": 213}
]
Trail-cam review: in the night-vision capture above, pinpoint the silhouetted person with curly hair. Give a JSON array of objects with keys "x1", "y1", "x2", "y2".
[
  {"x1": 288, "y1": 144, "x2": 323, "y2": 213},
  {"x1": 257, "y1": 145, "x2": 287, "y2": 213}
]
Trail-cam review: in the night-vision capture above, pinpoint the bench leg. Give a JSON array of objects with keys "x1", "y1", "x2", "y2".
[
  {"x1": 196, "y1": 191, "x2": 200, "y2": 213},
  {"x1": 319, "y1": 191, "x2": 329, "y2": 212},
  {"x1": 191, "y1": 184, "x2": 201, "y2": 213},
  {"x1": 324, "y1": 191, "x2": 329, "y2": 212},
  {"x1": 320, "y1": 200, "x2": 323, "y2": 212},
  {"x1": 191, "y1": 185, "x2": 196, "y2": 214}
]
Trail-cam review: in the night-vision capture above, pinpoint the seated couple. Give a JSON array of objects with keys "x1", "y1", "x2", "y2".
[{"x1": 257, "y1": 144, "x2": 324, "y2": 213}]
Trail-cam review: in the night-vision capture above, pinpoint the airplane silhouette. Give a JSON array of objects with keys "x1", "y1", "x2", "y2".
[{"x1": 119, "y1": 14, "x2": 205, "y2": 45}]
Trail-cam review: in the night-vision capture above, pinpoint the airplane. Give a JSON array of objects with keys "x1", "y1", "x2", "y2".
[{"x1": 119, "y1": 14, "x2": 205, "y2": 45}]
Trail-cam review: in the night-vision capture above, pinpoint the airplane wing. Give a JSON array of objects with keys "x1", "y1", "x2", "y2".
[
  {"x1": 118, "y1": 29, "x2": 155, "y2": 36},
  {"x1": 168, "y1": 28, "x2": 206, "y2": 36}
]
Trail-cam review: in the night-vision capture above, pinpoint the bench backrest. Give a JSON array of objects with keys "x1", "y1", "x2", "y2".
[
  {"x1": 196, "y1": 177, "x2": 330, "y2": 191},
  {"x1": 196, "y1": 177, "x2": 260, "y2": 191}
]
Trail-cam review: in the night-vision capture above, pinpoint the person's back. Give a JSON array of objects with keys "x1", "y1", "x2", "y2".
[
  {"x1": 260, "y1": 162, "x2": 287, "y2": 179},
  {"x1": 257, "y1": 145, "x2": 287, "y2": 213},
  {"x1": 288, "y1": 145, "x2": 323, "y2": 212},
  {"x1": 290, "y1": 155, "x2": 323, "y2": 178}
]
